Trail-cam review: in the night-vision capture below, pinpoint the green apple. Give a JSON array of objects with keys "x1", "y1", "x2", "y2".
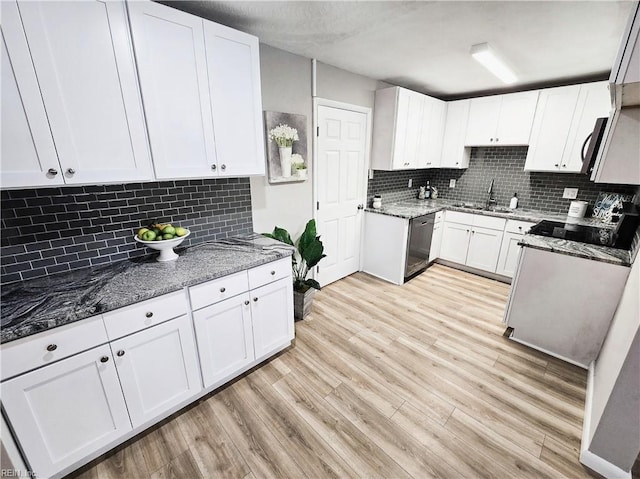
[
  {"x1": 175, "y1": 227, "x2": 187, "y2": 237},
  {"x1": 137, "y1": 227, "x2": 149, "y2": 238},
  {"x1": 163, "y1": 225, "x2": 176, "y2": 235},
  {"x1": 141, "y1": 230, "x2": 156, "y2": 241},
  {"x1": 163, "y1": 233, "x2": 174, "y2": 240}
]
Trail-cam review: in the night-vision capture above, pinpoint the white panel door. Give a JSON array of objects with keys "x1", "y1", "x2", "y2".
[
  {"x1": 205, "y1": 23, "x2": 265, "y2": 177},
  {"x1": 466, "y1": 226, "x2": 503, "y2": 273},
  {"x1": 17, "y1": 0, "x2": 153, "y2": 184},
  {"x1": 128, "y1": 1, "x2": 217, "y2": 180},
  {"x1": 464, "y1": 96, "x2": 501, "y2": 145},
  {"x1": 1, "y1": 345, "x2": 131, "y2": 479},
  {"x1": 440, "y1": 222, "x2": 471, "y2": 264},
  {"x1": 317, "y1": 104, "x2": 368, "y2": 286},
  {"x1": 192, "y1": 293, "x2": 255, "y2": 388},
  {"x1": 1, "y1": 2, "x2": 61, "y2": 188},
  {"x1": 563, "y1": 82, "x2": 611, "y2": 172},
  {"x1": 524, "y1": 85, "x2": 581, "y2": 171},
  {"x1": 111, "y1": 315, "x2": 201, "y2": 428},
  {"x1": 495, "y1": 91, "x2": 538, "y2": 145},
  {"x1": 496, "y1": 232, "x2": 523, "y2": 278},
  {"x1": 251, "y1": 278, "x2": 294, "y2": 359}
]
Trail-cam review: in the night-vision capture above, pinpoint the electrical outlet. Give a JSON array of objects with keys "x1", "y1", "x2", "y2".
[
  {"x1": 408, "y1": 179, "x2": 413, "y2": 188},
  {"x1": 449, "y1": 179, "x2": 456, "y2": 188},
  {"x1": 563, "y1": 188, "x2": 578, "y2": 199},
  {"x1": 368, "y1": 169, "x2": 374, "y2": 180}
]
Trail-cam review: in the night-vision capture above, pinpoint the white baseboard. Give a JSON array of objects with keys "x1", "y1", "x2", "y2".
[
  {"x1": 507, "y1": 336, "x2": 588, "y2": 369},
  {"x1": 580, "y1": 363, "x2": 632, "y2": 479}
]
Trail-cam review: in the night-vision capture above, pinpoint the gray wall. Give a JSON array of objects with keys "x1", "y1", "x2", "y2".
[
  {"x1": 250, "y1": 45, "x2": 313, "y2": 239},
  {"x1": 316, "y1": 61, "x2": 385, "y2": 108},
  {"x1": 368, "y1": 147, "x2": 637, "y2": 214},
  {"x1": 587, "y1": 257, "x2": 640, "y2": 472}
]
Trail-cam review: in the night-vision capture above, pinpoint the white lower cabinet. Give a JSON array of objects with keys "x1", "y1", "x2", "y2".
[
  {"x1": 429, "y1": 219, "x2": 443, "y2": 262},
  {"x1": 465, "y1": 226, "x2": 503, "y2": 272},
  {"x1": 193, "y1": 293, "x2": 255, "y2": 388},
  {"x1": 440, "y1": 222, "x2": 471, "y2": 264},
  {"x1": 1, "y1": 345, "x2": 132, "y2": 479},
  {"x1": 110, "y1": 315, "x2": 201, "y2": 428},
  {"x1": 251, "y1": 278, "x2": 295, "y2": 359},
  {"x1": 496, "y1": 232, "x2": 524, "y2": 277}
]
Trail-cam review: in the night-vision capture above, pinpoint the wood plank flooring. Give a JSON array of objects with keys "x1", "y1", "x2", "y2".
[{"x1": 69, "y1": 265, "x2": 593, "y2": 479}]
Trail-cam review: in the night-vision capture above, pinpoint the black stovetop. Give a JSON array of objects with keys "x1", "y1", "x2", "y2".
[{"x1": 528, "y1": 220, "x2": 630, "y2": 249}]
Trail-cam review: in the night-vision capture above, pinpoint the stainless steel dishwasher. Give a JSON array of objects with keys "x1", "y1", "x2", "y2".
[{"x1": 404, "y1": 213, "x2": 436, "y2": 279}]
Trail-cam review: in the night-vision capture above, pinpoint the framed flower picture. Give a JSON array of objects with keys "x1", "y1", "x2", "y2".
[{"x1": 264, "y1": 111, "x2": 308, "y2": 184}]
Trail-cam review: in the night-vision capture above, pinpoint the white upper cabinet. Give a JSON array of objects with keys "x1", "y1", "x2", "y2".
[
  {"x1": 205, "y1": 23, "x2": 265, "y2": 176},
  {"x1": 525, "y1": 82, "x2": 610, "y2": 173},
  {"x1": 440, "y1": 99, "x2": 471, "y2": 169},
  {"x1": 1, "y1": 2, "x2": 61, "y2": 188},
  {"x1": 127, "y1": 1, "x2": 216, "y2": 180},
  {"x1": 14, "y1": 0, "x2": 153, "y2": 185},
  {"x1": 371, "y1": 87, "x2": 445, "y2": 170},
  {"x1": 128, "y1": 1, "x2": 265, "y2": 180},
  {"x1": 464, "y1": 91, "x2": 538, "y2": 146}
]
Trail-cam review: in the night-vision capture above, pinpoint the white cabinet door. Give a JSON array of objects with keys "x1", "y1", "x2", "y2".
[
  {"x1": 1, "y1": 2, "x2": 61, "y2": 188},
  {"x1": 524, "y1": 85, "x2": 581, "y2": 172},
  {"x1": 192, "y1": 293, "x2": 255, "y2": 388},
  {"x1": 464, "y1": 95, "x2": 502, "y2": 145},
  {"x1": 251, "y1": 278, "x2": 294, "y2": 359},
  {"x1": 466, "y1": 226, "x2": 503, "y2": 273},
  {"x1": 440, "y1": 222, "x2": 471, "y2": 264},
  {"x1": 440, "y1": 99, "x2": 471, "y2": 169},
  {"x1": 419, "y1": 96, "x2": 446, "y2": 168},
  {"x1": 396, "y1": 89, "x2": 424, "y2": 169},
  {"x1": 1, "y1": 345, "x2": 131, "y2": 479},
  {"x1": 111, "y1": 315, "x2": 201, "y2": 428},
  {"x1": 128, "y1": 1, "x2": 217, "y2": 180},
  {"x1": 429, "y1": 222, "x2": 443, "y2": 262},
  {"x1": 496, "y1": 232, "x2": 523, "y2": 278},
  {"x1": 495, "y1": 91, "x2": 538, "y2": 145},
  {"x1": 17, "y1": 0, "x2": 153, "y2": 184},
  {"x1": 563, "y1": 82, "x2": 611, "y2": 172},
  {"x1": 205, "y1": 22, "x2": 265, "y2": 177}
]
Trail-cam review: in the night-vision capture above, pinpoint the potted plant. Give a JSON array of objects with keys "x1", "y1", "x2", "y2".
[{"x1": 264, "y1": 219, "x2": 325, "y2": 320}]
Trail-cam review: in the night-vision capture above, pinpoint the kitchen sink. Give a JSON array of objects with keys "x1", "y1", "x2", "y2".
[{"x1": 452, "y1": 203, "x2": 513, "y2": 213}]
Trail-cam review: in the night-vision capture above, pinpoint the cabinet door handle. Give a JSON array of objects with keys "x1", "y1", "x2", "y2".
[
  {"x1": 221, "y1": 164, "x2": 226, "y2": 171},
  {"x1": 46, "y1": 344, "x2": 57, "y2": 352},
  {"x1": 244, "y1": 300, "x2": 250, "y2": 305},
  {"x1": 66, "y1": 168, "x2": 75, "y2": 175},
  {"x1": 100, "y1": 356, "x2": 109, "y2": 363},
  {"x1": 495, "y1": 138, "x2": 499, "y2": 142},
  {"x1": 253, "y1": 297, "x2": 258, "y2": 302},
  {"x1": 116, "y1": 350, "x2": 125, "y2": 357},
  {"x1": 220, "y1": 287, "x2": 226, "y2": 293},
  {"x1": 270, "y1": 270, "x2": 276, "y2": 275},
  {"x1": 145, "y1": 311, "x2": 153, "y2": 318},
  {"x1": 554, "y1": 163, "x2": 559, "y2": 168},
  {"x1": 47, "y1": 168, "x2": 58, "y2": 176},
  {"x1": 211, "y1": 164, "x2": 217, "y2": 171},
  {"x1": 561, "y1": 164, "x2": 567, "y2": 168},
  {"x1": 489, "y1": 138, "x2": 494, "y2": 142}
]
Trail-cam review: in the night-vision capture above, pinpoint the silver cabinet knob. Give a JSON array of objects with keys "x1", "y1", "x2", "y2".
[
  {"x1": 100, "y1": 356, "x2": 109, "y2": 363},
  {"x1": 554, "y1": 164, "x2": 559, "y2": 167},
  {"x1": 47, "y1": 168, "x2": 58, "y2": 176},
  {"x1": 562, "y1": 164, "x2": 567, "y2": 168},
  {"x1": 270, "y1": 270, "x2": 276, "y2": 275},
  {"x1": 244, "y1": 300, "x2": 250, "y2": 305},
  {"x1": 489, "y1": 138, "x2": 494, "y2": 142},
  {"x1": 46, "y1": 344, "x2": 57, "y2": 352},
  {"x1": 116, "y1": 350, "x2": 125, "y2": 357},
  {"x1": 253, "y1": 297, "x2": 258, "y2": 302},
  {"x1": 66, "y1": 168, "x2": 75, "y2": 175},
  {"x1": 221, "y1": 164, "x2": 226, "y2": 171},
  {"x1": 211, "y1": 164, "x2": 217, "y2": 171},
  {"x1": 495, "y1": 138, "x2": 499, "y2": 142},
  {"x1": 220, "y1": 287, "x2": 226, "y2": 293},
  {"x1": 357, "y1": 205, "x2": 364, "y2": 210},
  {"x1": 145, "y1": 312, "x2": 153, "y2": 318}
]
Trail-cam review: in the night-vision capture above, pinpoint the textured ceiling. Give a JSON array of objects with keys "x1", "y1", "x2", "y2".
[{"x1": 160, "y1": 1, "x2": 635, "y2": 99}]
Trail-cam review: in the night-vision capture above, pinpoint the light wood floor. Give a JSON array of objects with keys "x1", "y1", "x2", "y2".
[{"x1": 70, "y1": 264, "x2": 593, "y2": 479}]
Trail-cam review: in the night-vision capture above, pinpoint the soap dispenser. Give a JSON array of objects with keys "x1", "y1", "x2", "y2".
[{"x1": 509, "y1": 193, "x2": 518, "y2": 209}]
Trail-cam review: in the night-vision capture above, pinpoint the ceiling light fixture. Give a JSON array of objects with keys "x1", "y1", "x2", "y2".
[{"x1": 470, "y1": 43, "x2": 517, "y2": 85}]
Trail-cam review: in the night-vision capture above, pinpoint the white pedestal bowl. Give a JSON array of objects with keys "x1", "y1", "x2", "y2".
[{"x1": 134, "y1": 230, "x2": 190, "y2": 262}]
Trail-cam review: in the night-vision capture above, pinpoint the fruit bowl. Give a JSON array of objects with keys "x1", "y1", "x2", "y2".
[{"x1": 134, "y1": 230, "x2": 190, "y2": 262}]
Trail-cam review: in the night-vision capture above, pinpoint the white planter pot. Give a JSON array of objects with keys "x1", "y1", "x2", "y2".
[
  {"x1": 296, "y1": 169, "x2": 307, "y2": 180},
  {"x1": 279, "y1": 146, "x2": 292, "y2": 178}
]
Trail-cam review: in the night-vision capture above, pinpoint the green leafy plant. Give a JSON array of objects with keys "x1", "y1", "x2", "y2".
[{"x1": 264, "y1": 219, "x2": 326, "y2": 293}]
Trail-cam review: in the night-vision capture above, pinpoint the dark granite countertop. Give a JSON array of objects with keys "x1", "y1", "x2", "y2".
[
  {"x1": 1, "y1": 234, "x2": 294, "y2": 344},
  {"x1": 366, "y1": 199, "x2": 635, "y2": 267}
]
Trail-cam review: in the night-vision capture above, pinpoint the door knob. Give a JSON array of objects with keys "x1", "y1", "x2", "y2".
[{"x1": 357, "y1": 204, "x2": 364, "y2": 210}]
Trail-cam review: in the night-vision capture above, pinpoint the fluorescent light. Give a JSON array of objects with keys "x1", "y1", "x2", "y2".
[{"x1": 470, "y1": 43, "x2": 517, "y2": 85}]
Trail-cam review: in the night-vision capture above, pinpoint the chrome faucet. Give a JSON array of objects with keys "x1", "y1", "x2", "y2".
[{"x1": 486, "y1": 178, "x2": 497, "y2": 209}]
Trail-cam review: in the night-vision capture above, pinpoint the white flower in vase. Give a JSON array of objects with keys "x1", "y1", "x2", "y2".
[{"x1": 268, "y1": 124, "x2": 299, "y2": 147}]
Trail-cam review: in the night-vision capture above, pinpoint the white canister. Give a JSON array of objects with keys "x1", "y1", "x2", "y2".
[
  {"x1": 567, "y1": 200, "x2": 588, "y2": 218},
  {"x1": 373, "y1": 195, "x2": 382, "y2": 209}
]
